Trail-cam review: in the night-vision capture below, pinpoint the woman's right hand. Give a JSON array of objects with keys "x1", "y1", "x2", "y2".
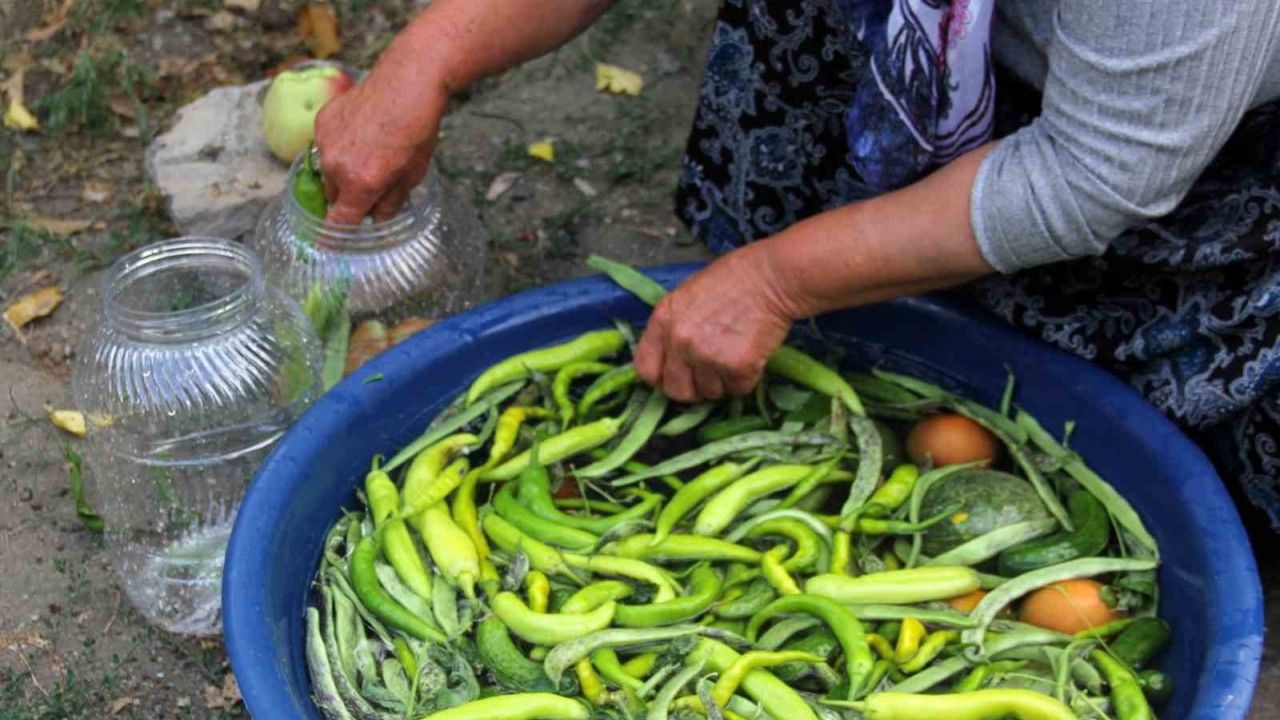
[{"x1": 313, "y1": 50, "x2": 451, "y2": 225}]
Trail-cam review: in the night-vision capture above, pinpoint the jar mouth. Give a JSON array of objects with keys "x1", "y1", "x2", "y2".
[
  {"x1": 103, "y1": 238, "x2": 263, "y2": 342},
  {"x1": 284, "y1": 154, "x2": 433, "y2": 251}
]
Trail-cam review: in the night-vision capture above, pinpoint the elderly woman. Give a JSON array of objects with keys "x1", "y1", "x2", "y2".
[{"x1": 315, "y1": 0, "x2": 1280, "y2": 531}]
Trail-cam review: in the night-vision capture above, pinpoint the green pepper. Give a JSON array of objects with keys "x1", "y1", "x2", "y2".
[{"x1": 293, "y1": 144, "x2": 328, "y2": 220}]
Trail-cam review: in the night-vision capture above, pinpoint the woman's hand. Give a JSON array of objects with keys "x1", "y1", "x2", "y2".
[
  {"x1": 634, "y1": 244, "x2": 799, "y2": 402},
  {"x1": 313, "y1": 46, "x2": 450, "y2": 225}
]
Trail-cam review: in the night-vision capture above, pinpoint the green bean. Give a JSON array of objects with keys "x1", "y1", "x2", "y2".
[
  {"x1": 1016, "y1": 410, "x2": 1159, "y2": 558},
  {"x1": 962, "y1": 557, "x2": 1158, "y2": 654},
  {"x1": 700, "y1": 415, "x2": 771, "y2": 443},
  {"x1": 587, "y1": 254, "x2": 669, "y2": 305},
  {"x1": 553, "y1": 361, "x2": 614, "y2": 427},
  {"x1": 432, "y1": 576, "x2": 462, "y2": 638},
  {"x1": 577, "y1": 391, "x2": 669, "y2": 478},
  {"x1": 578, "y1": 364, "x2": 639, "y2": 418},
  {"x1": 757, "y1": 616, "x2": 822, "y2": 649},
  {"x1": 717, "y1": 578, "x2": 778, "y2": 619},
  {"x1": 647, "y1": 656, "x2": 708, "y2": 720},
  {"x1": 320, "y1": 583, "x2": 390, "y2": 719},
  {"x1": 927, "y1": 518, "x2": 1059, "y2": 567},
  {"x1": 483, "y1": 418, "x2": 624, "y2": 481},
  {"x1": 305, "y1": 606, "x2": 356, "y2": 720},
  {"x1": 611, "y1": 431, "x2": 841, "y2": 487},
  {"x1": 373, "y1": 562, "x2": 434, "y2": 624},
  {"x1": 745, "y1": 593, "x2": 873, "y2": 700},
  {"x1": 543, "y1": 625, "x2": 708, "y2": 686},
  {"x1": 841, "y1": 604, "x2": 978, "y2": 627},
  {"x1": 418, "y1": 693, "x2": 590, "y2": 720},
  {"x1": 467, "y1": 330, "x2": 626, "y2": 405},
  {"x1": 838, "y1": 416, "x2": 882, "y2": 517},
  {"x1": 658, "y1": 402, "x2": 716, "y2": 436},
  {"x1": 384, "y1": 382, "x2": 524, "y2": 472}
]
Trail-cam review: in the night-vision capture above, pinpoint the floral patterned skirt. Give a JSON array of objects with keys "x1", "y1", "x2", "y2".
[{"x1": 675, "y1": 0, "x2": 1280, "y2": 533}]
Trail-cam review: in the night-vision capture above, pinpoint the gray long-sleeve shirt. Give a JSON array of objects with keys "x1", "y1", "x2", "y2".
[{"x1": 972, "y1": 0, "x2": 1280, "y2": 274}]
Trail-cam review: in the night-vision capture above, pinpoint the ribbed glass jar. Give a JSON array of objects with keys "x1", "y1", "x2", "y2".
[
  {"x1": 248, "y1": 157, "x2": 482, "y2": 322},
  {"x1": 71, "y1": 238, "x2": 322, "y2": 636}
]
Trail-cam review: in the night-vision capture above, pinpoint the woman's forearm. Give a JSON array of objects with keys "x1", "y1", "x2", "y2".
[
  {"x1": 757, "y1": 143, "x2": 999, "y2": 320},
  {"x1": 383, "y1": 0, "x2": 613, "y2": 98}
]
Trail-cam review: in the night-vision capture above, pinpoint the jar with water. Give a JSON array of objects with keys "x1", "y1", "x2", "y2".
[{"x1": 72, "y1": 238, "x2": 322, "y2": 635}]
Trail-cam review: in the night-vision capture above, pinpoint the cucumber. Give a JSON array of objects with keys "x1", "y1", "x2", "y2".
[
  {"x1": 920, "y1": 469, "x2": 1050, "y2": 556},
  {"x1": 998, "y1": 490, "x2": 1111, "y2": 575},
  {"x1": 474, "y1": 617, "x2": 554, "y2": 692},
  {"x1": 1110, "y1": 617, "x2": 1173, "y2": 669}
]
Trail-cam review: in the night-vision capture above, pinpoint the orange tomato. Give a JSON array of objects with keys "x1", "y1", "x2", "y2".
[
  {"x1": 947, "y1": 589, "x2": 987, "y2": 613},
  {"x1": 906, "y1": 413, "x2": 1000, "y2": 467},
  {"x1": 1018, "y1": 579, "x2": 1122, "y2": 634}
]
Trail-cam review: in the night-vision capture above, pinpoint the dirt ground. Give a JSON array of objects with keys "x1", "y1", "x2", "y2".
[{"x1": 0, "y1": 1, "x2": 1274, "y2": 718}]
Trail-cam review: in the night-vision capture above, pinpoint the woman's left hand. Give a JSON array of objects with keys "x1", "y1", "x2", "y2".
[{"x1": 634, "y1": 244, "x2": 799, "y2": 402}]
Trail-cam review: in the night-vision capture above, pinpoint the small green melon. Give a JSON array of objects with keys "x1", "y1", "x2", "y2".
[{"x1": 920, "y1": 469, "x2": 1049, "y2": 556}]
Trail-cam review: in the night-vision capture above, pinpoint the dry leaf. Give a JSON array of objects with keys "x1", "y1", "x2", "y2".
[
  {"x1": 527, "y1": 140, "x2": 556, "y2": 163},
  {"x1": 298, "y1": 5, "x2": 341, "y2": 59},
  {"x1": 573, "y1": 178, "x2": 599, "y2": 197},
  {"x1": 24, "y1": 215, "x2": 99, "y2": 235},
  {"x1": 224, "y1": 0, "x2": 261, "y2": 11},
  {"x1": 108, "y1": 96, "x2": 137, "y2": 119},
  {"x1": 25, "y1": 0, "x2": 77, "y2": 43},
  {"x1": 389, "y1": 317, "x2": 433, "y2": 344},
  {"x1": 595, "y1": 63, "x2": 645, "y2": 96},
  {"x1": 344, "y1": 320, "x2": 389, "y2": 375},
  {"x1": 203, "y1": 673, "x2": 241, "y2": 710},
  {"x1": 50, "y1": 410, "x2": 87, "y2": 437},
  {"x1": 485, "y1": 172, "x2": 520, "y2": 201},
  {"x1": 83, "y1": 182, "x2": 112, "y2": 203},
  {"x1": 109, "y1": 697, "x2": 135, "y2": 715},
  {"x1": 204, "y1": 10, "x2": 238, "y2": 32},
  {"x1": 3, "y1": 55, "x2": 38, "y2": 133},
  {"x1": 4, "y1": 286, "x2": 63, "y2": 337}
]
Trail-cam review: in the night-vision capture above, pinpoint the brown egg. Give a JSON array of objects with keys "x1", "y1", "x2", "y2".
[
  {"x1": 1019, "y1": 579, "x2": 1123, "y2": 634},
  {"x1": 947, "y1": 589, "x2": 988, "y2": 613},
  {"x1": 906, "y1": 413, "x2": 1000, "y2": 467}
]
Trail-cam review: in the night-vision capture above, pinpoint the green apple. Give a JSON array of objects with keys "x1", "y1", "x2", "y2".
[{"x1": 261, "y1": 64, "x2": 354, "y2": 164}]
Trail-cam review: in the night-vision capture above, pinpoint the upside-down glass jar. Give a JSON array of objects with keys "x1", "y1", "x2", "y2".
[
  {"x1": 248, "y1": 156, "x2": 483, "y2": 324},
  {"x1": 71, "y1": 238, "x2": 322, "y2": 636}
]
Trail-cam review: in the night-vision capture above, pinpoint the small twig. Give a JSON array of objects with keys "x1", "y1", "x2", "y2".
[
  {"x1": 464, "y1": 110, "x2": 527, "y2": 134},
  {"x1": 102, "y1": 587, "x2": 123, "y2": 635}
]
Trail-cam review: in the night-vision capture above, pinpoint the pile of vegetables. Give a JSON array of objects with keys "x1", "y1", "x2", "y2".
[{"x1": 306, "y1": 259, "x2": 1170, "y2": 720}]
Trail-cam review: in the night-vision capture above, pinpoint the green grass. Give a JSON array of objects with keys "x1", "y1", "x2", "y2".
[
  {"x1": 36, "y1": 51, "x2": 154, "y2": 133},
  {"x1": 0, "y1": 668, "x2": 125, "y2": 720}
]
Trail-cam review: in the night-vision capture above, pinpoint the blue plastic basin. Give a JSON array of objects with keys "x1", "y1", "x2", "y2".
[{"x1": 224, "y1": 264, "x2": 1263, "y2": 719}]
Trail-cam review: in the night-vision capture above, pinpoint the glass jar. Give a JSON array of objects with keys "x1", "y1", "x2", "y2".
[
  {"x1": 248, "y1": 156, "x2": 483, "y2": 323},
  {"x1": 71, "y1": 238, "x2": 322, "y2": 636}
]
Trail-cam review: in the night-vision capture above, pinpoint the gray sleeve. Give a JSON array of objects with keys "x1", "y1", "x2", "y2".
[{"x1": 972, "y1": 0, "x2": 1280, "y2": 274}]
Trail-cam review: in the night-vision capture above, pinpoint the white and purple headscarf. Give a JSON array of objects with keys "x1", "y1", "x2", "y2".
[{"x1": 836, "y1": 0, "x2": 996, "y2": 190}]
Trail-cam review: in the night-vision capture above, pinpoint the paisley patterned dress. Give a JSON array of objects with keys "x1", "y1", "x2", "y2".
[{"x1": 674, "y1": 0, "x2": 1280, "y2": 532}]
